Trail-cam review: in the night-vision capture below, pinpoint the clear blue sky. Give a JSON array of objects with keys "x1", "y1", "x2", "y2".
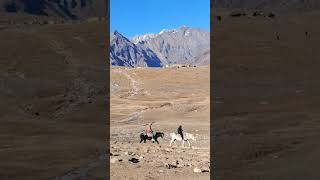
[{"x1": 111, "y1": 0, "x2": 210, "y2": 38}]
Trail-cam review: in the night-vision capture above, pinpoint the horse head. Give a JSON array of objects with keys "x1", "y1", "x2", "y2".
[
  {"x1": 187, "y1": 133, "x2": 196, "y2": 141},
  {"x1": 160, "y1": 132, "x2": 164, "y2": 138},
  {"x1": 155, "y1": 132, "x2": 164, "y2": 138}
]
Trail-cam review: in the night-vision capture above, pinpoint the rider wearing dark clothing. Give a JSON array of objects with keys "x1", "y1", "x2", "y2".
[{"x1": 177, "y1": 125, "x2": 184, "y2": 140}]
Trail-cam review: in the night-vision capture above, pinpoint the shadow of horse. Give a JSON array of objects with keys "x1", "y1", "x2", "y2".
[{"x1": 140, "y1": 132, "x2": 164, "y2": 144}]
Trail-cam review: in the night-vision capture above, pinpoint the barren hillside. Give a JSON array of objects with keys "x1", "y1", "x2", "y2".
[
  {"x1": 213, "y1": 9, "x2": 320, "y2": 180},
  {"x1": 0, "y1": 13, "x2": 108, "y2": 180}
]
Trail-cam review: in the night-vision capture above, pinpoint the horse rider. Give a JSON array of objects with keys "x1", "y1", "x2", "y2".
[
  {"x1": 144, "y1": 122, "x2": 155, "y2": 141},
  {"x1": 177, "y1": 125, "x2": 184, "y2": 140}
]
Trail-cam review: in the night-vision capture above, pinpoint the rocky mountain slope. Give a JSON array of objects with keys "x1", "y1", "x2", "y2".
[
  {"x1": 110, "y1": 31, "x2": 162, "y2": 67},
  {"x1": 0, "y1": 0, "x2": 106, "y2": 19},
  {"x1": 133, "y1": 26, "x2": 210, "y2": 66},
  {"x1": 110, "y1": 26, "x2": 210, "y2": 67}
]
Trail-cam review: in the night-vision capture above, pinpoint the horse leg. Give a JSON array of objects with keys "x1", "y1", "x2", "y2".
[
  {"x1": 182, "y1": 140, "x2": 185, "y2": 147},
  {"x1": 187, "y1": 140, "x2": 191, "y2": 147},
  {"x1": 169, "y1": 139, "x2": 173, "y2": 146},
  {"x1": 140, "y1": 138, "x2": 143, "y2": 143},
  {"x1": 174, "y1": 140, "x2": 177, "y2": 147},
  {"x1": 154, "y1": 137, "x2": 159, "y2": 144}
]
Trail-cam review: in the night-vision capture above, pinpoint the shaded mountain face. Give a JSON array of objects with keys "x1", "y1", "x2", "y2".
[
  {"x1": 215, "y1": 0, "x2": 320, "y2": 12},
  {"x1": 132, "y1": 26, "x2": 210, "y2": 66},
  {"x1": 0, "y1": 0, "x2": 106, "y2": 19},
  {"x1": 110, "y1": 31, "x2": 162, "y2": 67}
]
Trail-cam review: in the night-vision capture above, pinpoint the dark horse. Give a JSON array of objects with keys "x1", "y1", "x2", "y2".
[{"x1": 140, "y1": 132, "x2": 164, "y2": 144}]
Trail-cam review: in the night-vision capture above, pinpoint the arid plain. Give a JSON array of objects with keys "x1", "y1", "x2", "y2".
[{"x1": 110, "y1": 66, "x2": 210, "y2": 180}]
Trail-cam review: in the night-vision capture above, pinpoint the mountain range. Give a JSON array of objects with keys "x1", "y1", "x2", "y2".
[
  {"x1": 110, "y1": 26, "x2": 210, "y2": 67},
  {"x1": 0, "y1": 0, "x2": 107, "y2": 19}
]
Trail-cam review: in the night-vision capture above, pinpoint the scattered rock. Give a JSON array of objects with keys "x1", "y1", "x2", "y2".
[
  {"x1": 139, "y1": 155, "x2": 144, "y2": 160},
  {"x1": 165, "y1": 148, "x2": 172, "y2": 152},
  {"x1": 193, "y1": 167, "x2": 202, "y2": 173},
  {"x1": 144, "y1": 148, "x2": 150, "y2": 153},
  {"x1": 128, "y1": 158, "x2": 140, "y2": 163},
  {"x1": 201, "y1": 167, "x2": 210, "y2": 173},
  {"x1": 110, "y1": 153, "x2": 120, "y2": 156},
  {"x1": 166, "y1": 164, "x2": 177, "y2": 169},
  {"x1": 177, "y1": 164, "x2": 184, "y2": 168},
  {"x1": 202, "y1": 169, "x2": 210, "y2": 173},
  {"x1": 110, "y1": 158, "x2": 118, "y2": 164}
]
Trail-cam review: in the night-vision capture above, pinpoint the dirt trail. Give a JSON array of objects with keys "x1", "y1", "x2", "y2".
[{"x1": 113, "y1": 69, "x2": 150, "y2": 98}]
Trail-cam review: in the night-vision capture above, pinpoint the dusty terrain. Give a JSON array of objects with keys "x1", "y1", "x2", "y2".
[
  {"x1": 110, "y1": 66, "x2": 210, "y2": 180},
  {"x1": 0, "y1": 13, "x2": 107, "y2": 180},
  {"x1": 213, "y1": 10, "x2": 320, "y2": 180}
]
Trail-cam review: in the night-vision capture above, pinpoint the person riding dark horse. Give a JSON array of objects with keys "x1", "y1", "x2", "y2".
[
  {"x1": 144, "y1": 122, "x2": 155, "y2": 142},
  {"x1": 177, "y1": 125, "x2": 184, "y2": 140}
]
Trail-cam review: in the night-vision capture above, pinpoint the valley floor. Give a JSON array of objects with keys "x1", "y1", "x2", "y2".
[{"x1": 110, "y1": 66, "x2": 210, "y2": 180}]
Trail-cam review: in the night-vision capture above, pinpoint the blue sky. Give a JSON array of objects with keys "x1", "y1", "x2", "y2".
[{"x1": 111, "y1": 0, "x2": 210, "y2": 38}]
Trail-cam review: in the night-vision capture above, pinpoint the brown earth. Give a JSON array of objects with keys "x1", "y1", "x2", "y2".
[
  {"x1": 213, "y1": 9, "x2": 320, "y2": 180},
  {"x1": 0, "y1": 13, "x2": 108, "y2": 180},
  {"x1": 110, "y1": 66, "x2": 210, "y2": 180}
]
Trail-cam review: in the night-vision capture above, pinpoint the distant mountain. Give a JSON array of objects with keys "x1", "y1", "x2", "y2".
[
  {"x1": 110, "y1": 26, "x2": 210, "y2": 67},
  {"x1": 214, "y1": 0, "x2": 320, "y2": 12},
  {"x1": 195, "y1": 49, "x2": 210, "y2": 66},
  {"x1": 0, "y1": 0, "x2": 107, "y2": 19},
  {"x1": 132, "y1": 26, "x2": 210, "y2": 66},
  {"x1": 110, "y1": 31, "x2": 162, "y2": 67}
]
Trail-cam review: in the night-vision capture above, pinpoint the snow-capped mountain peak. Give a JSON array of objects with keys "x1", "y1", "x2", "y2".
[
  {"x1": 131, "y1": 33, "x2": 158, "y2": 44},
  {"x1": 110, "y1": 27, "x2": 210, "y2": 67}
]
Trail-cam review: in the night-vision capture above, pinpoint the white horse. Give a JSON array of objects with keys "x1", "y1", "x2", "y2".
[{"x1": 169, "y1": 132, "x2": 196, "y2": 147}]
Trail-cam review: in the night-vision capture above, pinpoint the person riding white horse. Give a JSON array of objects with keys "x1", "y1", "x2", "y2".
[
  {"x1": 177, "y1": 125, "x2": 184, "y2": 140},
  {"x1": 169, "y1": 131, "x2": 196, "y2": 147}
]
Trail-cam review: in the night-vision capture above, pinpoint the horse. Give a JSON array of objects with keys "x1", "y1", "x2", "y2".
[
  {"x1": 169, "y1": 132, "x2": 196, "y2": 147},
  {"x1": 140, "y1": 132, "x2": 164, "y2": 144}
]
